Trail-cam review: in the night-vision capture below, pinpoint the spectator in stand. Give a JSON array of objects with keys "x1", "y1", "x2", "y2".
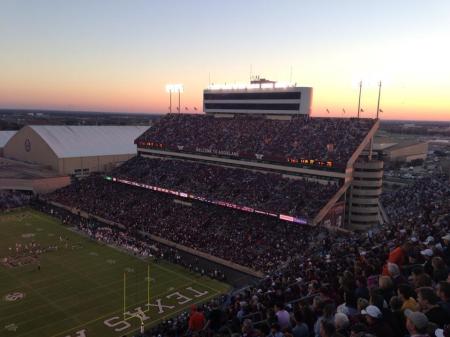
[
  {"x1": 274, "y1": 304, "x2": 291, "y2": 330},
  {"x1": 389, "y1": 296, "x2": 407, "y2": 337},
  {"x1": 435, "y1": 325, "x2": 450, "y2": 337},
  {"x1": 204, "y1": 301, "x2": 224, "y2": 334},
  {"x1": 437, "y1": 282, "x2": 450, "y2": 317},
  {"x1": 268, "y1": 323, "x2": 283, "y2": 337},
  {"x1": 398, "y1": 284, "x2": 420, "y2": 312},
  {"x1": 188, "y1": 304, "x2": 206, "y2": 334},
  {"x1": 405, "y1": 309, "x2": 431, "y2": 337},
  {"x1": 334, "y1": 312, "x2": 350, "y2": 337},
  {"x1": 382, "y1": 242, "x2": 412, "y2": 276},
  {"x1": 432, "y1": 257, "x2": 448, "y2": 283},
  {"x1": 441, "y1": 234, "x2": 450, "y2": 266},
  {"x1": 386, "y1": 262, "x2": 407, "y2": 287},
  {"x1": 361, "y1": 305, "x2": 396, "y2": 337},
  {"x1": 241, "y1": 318, "x2": 256, "y2": 337},
  {"x1": 421, "y1": 249, "x2": 435, "y2": 276},
  {"x1": 315, "y1": 303, "x2": 335, "y2": 337},
  {"x1": 417, "y1": 287, "x2": 450, "y2": 328},
  {"x1": 319, "y1": 320, "x2": 336, "y2": 337},
  {"x1": 292, "y1": 311, "x2": 309, "y2": 337}
]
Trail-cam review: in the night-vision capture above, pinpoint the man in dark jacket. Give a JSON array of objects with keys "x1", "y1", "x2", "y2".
[{"x1": 417, "y1": 287, "x2": 450, "y2": 328}]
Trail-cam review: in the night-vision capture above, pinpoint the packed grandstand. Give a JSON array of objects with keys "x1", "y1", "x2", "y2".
[
  {"x1": 2, "y1": 112, "x2": 450, "y2": 337},
  {"x1": 135, "y1": 114, "x2": 375, "y2": 170}
]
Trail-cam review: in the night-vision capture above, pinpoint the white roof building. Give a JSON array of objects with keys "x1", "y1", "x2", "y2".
[
  {"x1": 3, "y1": 125, "x2": 149, "y2": 176},
  {"x1": 0, "y1": 131, "x2": 18, "y2": 157},
  {"x1": 0, "y1": 130, "x2": 17, "y2": 147}
]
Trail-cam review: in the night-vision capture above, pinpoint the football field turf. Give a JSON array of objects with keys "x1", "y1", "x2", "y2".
[{"x1": 0, "y1": 209, "x2": 231, "y2": 337}]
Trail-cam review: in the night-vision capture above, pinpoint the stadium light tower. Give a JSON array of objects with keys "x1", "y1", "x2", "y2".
[{"x1": 165, "y1": 84, "x2": 183, "y2": 114}]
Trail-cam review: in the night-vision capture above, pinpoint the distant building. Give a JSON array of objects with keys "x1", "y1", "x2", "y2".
[
  {"x1": 3, "y1": 125, "x2": 149, "y2": 176},
  {"x1": 0, "y1": 131, "x2": 17, "y2": 157},
  {"x1": 374, "y1": 140, "x2": 428, "y2": 163}
]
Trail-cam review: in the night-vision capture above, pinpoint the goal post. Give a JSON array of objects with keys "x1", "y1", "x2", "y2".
[{"x1": 123, "y1": 264, "x2": 151, "y2": 320}]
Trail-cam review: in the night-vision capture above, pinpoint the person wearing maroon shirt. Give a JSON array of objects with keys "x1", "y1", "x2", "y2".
[
  {"x1": 188, "y1": 305, "x2": 206, "y2": 334},
  {"x1": 382, "y1": 242, "x2": 412, "y2": 276}
]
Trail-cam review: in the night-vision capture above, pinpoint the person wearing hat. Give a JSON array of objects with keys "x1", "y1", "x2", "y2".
[
  {"x1": 435, "y1": 325, "x2": 450, "y2": 337},
  {"x1": 421, "y1": 249, "x2": 435, "y2": 276},
  {"x1": 361, "y1": 305, "x2": 395, "y2": 337},
  {"x1": 405, "y1": 309, "x2": 430, "y2": 337}
]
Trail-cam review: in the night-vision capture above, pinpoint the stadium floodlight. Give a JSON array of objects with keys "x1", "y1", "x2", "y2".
[
  {"x1": 208, "y1": 82, "x2": 294, "y2": 90},
  {"x1": 165, "y1": 84, "x2": 183, "y2": 113},
  {"x1": 165, "y1": 84, "x2": 183, "y2": 93}
]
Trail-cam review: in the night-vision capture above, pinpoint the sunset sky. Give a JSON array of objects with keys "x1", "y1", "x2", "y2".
[{"x1": 1, "y1": 0, "x2": 449, "y2": 120}]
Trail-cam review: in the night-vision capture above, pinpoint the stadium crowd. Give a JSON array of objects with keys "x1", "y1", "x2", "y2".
[
  {"x1": 47, "y1": 176, "x2": 325, "y2": 274},
  {"x1": 135, "y1": 115, "x2": 374, "y2": 169},
  {"x1": 0, "y1": 190, "x2": 30, "y2": 211},
  {"x1": 139, "y1": 174, "x2": 450, "y2": 337},
  {"x1": 115, "y1": 156, "x2": 339, "y2": 218},
  {"x1": 42, "y1": 171, "x2": 450, "y2": 337}
]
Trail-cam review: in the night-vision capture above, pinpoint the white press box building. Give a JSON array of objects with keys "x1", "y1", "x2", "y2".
[{"x1": 203, "y1": 78, "x2": 313, "y2": 116}]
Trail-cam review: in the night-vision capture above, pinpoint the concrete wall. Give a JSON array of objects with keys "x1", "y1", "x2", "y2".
[
  {"x1": 349, "y1": 160, "x2": 384, "y2": 230},
  {"x1": 58, "y1": 153, "x2": 134, "y2": 176},
  {"x1": 0, "y1": 176, "x2": 70, "y2": 194}
]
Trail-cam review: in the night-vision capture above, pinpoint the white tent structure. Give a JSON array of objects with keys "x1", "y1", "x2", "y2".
[
  {"x1": 3, "y1": 125, "x2": 149, "y2": 176},
  {"x1": 0, "y1": 131, "x2": 17, "y2": 156}
]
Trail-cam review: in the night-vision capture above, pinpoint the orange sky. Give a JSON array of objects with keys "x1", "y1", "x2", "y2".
[{"x1": 1, "y1": 1, "x2": 449, "y2": 121}]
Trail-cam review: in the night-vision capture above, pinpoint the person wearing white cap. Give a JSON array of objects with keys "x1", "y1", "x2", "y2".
[
  {"x1": 424, "y1": 236, "x2": 435, "y2": 246},
  {"x1": 421, "y1": 249, "x2": 434, "y2": 258},
  {"x1": 421, "y1": 249, "x2": 435, "y2": 276},
  {"x1": 405, "y1": 309, "x2": 430, "y2": 337},
  {"x1": 361, "y1": 305, "x2": 395, "y2": 337},
  {"x1": 435, "y1": 325, "x2": 450, "y2": 337}
]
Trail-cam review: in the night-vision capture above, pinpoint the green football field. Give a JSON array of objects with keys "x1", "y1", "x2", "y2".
[{"x1": 0, "y1": 209, "x2": 231, "y2": 337}]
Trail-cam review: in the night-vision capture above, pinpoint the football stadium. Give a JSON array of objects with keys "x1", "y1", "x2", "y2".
[{"x1": 1, "y1": 80, "x2": 450, "y2": 337}]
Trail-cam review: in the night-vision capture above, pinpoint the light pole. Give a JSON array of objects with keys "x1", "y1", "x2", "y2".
[
  {"x1": 357, "y1": 80, "x2": 362, "y2": 119},
  {"x1": 165, "y1": 84, "x2": 183, "y2": 114},
  {"x1": 376, "y1": 81, "x2": 382, "y2": 119}
]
